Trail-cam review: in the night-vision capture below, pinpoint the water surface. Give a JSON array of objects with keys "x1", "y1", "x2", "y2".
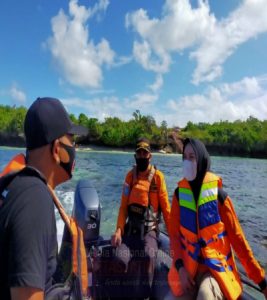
[{"x1": 1, "y1": 147, "x2": 266, "y2": 272}]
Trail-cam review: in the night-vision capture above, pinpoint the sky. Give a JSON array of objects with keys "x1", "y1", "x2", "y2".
[{"x1": 0, "y1": 0, "x2": 267, "y2": 127}]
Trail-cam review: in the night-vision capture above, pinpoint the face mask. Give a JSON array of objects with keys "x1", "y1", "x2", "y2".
[
  {"x1": 59, "y1": 142, "x2": 76, "y2": 179},
  {"x1": 135, "y1": 158, "x2": 150, "y2": 172},
  {"x1": 183, "y1": 159, "x2": 197, "y2": 181}
]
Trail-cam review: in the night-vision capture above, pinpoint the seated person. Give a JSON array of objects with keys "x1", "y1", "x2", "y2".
[{"x1": 111, "y1": 137, "x2": 171, "y2": 299}]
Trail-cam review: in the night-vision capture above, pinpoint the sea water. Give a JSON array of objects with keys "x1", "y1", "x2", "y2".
[{"x1": 1, "y1": 147, "x2": 266, "y2": 273}]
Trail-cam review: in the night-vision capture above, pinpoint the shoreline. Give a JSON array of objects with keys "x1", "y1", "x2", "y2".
[
  {"x1": 1, "y1": 144, "x2": 266, "y2": 160},
  {"x1": 0, "y1": 144, "x2": 176, "y2": 155},
  {"x1": 77, "y1": 145, "x2": 182, "y2": 156}
]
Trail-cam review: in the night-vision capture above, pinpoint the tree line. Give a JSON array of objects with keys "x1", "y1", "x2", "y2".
[{"x1": 0, "y1": 105, "x2": 266, "y2": 157}]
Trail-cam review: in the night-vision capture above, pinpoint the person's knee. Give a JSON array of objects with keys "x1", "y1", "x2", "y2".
[
  {"x1": 197, "y1": 274, "x2": 224, "y2": 300},
  {"x1": 114, "y1": 244, "x2": 131, "y2": 268},
  {"x1": 197, "y1": 286, "x2": 213, "y2": 300},
  {"x1": 145, "y1": 245, "x2": 158, "y2": 260}
]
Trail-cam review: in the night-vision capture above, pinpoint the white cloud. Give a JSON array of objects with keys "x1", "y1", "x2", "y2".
[
  {"x1": 221, "y1": 77, "x2": 263, "y2": 98},
  {"x1": 132, "y1": 40, "x2": 171, "y2": 73},
  {"x1": 126, "y1": 0, "x2": 215, "y2": 74},
  {"x1": 191, "y1": 0, "x2": 267, "y2": 84},
  {"x1": 9, "y1": 85, "x2": 26, "y2": 103},
  {"x1": 149, "y1": 74, "x2": 163, "y2": 92},
  {"x1": 46, "y1": 0, "x2": 115, "y2": 88},
  {"x1": 62, "y1": 96, "x2": 128, "y2": 120},
  {"x1": 62, "y1": 76, "x2": 267, "y2": 128},
  {"x1": 86, "y1": 0, "x2": 109, "y2": 19},
  {"x1": 126, "y1": 0, "x2": 267, "y2": 84},
  {"x1": 166, "y1": 76, "x2": 267, "y2": 127},
  {"x1": 125, "y1": 92, "x2": 158, "y2": 109},
  {"x1": 112, "y1": 55, "x2": 133, "y2": 68},
  {"x1": 86, "y1": 89, "x2": 115, "y2": 95},
  {"x1": 62, "y1": 90, "x2": 159, "y2": 121}
]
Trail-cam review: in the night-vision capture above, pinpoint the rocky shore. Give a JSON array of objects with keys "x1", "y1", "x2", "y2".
[{"x1": 0, "y1": 132, "x2": 266, "y2": 159}]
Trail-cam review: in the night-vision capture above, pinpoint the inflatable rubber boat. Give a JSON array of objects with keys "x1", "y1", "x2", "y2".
[{"x1": 57, "y1": 179, "x2": 263, "y2": 300}]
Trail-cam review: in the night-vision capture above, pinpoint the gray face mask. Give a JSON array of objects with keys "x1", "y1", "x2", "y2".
[{"x1": 183, "y1": 159, "x2": 197, "y2": 181}]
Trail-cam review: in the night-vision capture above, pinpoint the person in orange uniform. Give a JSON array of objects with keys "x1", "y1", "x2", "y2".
[
  {"x1": 111, "y1": 137, "x2": 171, "y2": 299},
  {"x1": 167, "y1": 138, "x2": 267, "y2": 300}
]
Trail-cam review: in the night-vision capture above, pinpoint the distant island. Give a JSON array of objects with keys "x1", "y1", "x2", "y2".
[{"x1": 0, "y1": 105, "x2": 266, "y2": 158}]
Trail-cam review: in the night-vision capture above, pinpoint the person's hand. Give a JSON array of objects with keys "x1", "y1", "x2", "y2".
[
  {"x1": 179, "y1": 266, "x2": 195, "y2": 293},
  {"x1": 111, "y1": 228, "x2": 122, "y2": 247},
  {"x1": 262, "y1": 286, "x2": 267, "y2": 299}
]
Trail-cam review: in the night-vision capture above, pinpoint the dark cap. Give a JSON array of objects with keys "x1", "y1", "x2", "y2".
[
  {"x1": 135, "y1": 137, "x2": 151, "y2": 153},
  {"x1": 24, "y1": 97, "x2": 88, "y2": 150}
]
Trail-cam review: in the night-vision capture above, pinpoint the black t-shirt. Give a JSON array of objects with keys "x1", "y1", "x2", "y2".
[{"x1": 0, "y1": 168, "x2": 57, "y2": 299}]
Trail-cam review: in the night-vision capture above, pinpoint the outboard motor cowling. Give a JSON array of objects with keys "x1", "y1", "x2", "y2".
[{"x1": 72, "y1": 179, "x2": 101, "y2": 246}]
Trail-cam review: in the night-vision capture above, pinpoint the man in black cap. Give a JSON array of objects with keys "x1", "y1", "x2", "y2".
[
  {"x1": 0, "y1": 97, "x2": 87, "y2": 300},
  {"x1": 110, "y1": 137, "x2": 171, "y2": 299}
]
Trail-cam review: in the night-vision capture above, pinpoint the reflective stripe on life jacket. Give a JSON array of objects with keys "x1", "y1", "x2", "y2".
[
  {"x1": 0, "y1": 155, "x2": 89, "y2": 298},
  {"x1": 169, "y1": 172, "x2": 242, "y2": 300}
]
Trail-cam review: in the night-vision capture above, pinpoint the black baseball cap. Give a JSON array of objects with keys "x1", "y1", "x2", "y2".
[
  {"x1": 135, "y1": 137, "x2": 151, "y2": 153},
  {"x1": 24, "y1": 97, "x2": 88, "y2": 150}
]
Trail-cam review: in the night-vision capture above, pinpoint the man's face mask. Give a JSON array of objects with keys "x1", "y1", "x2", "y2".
[
  {"x1": 135, "y1": 157, "x2": 150, "y2": 172},
  {"x1": 59, "y1": 142, "x2": 76, "y2": 179},
  {"x1": 183, "y1": 159, "x2": 197, "y2": 181}
]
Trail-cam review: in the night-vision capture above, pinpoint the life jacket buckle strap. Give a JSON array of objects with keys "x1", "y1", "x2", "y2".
[
  {"x1": 226, "y1": 251, "x2": 232, "y2": 260},
  {"x1": 188, "y1": 238, "x2": 207, "y2": 261},
  {"x1": 180, "y1": 241, "x2": 186, "y2": 250},
  {"x1": 198, "y1": 238, "x2": 207, "y2": 248},
  {"x1": 204, "y1": 231, "x2": 227, "y2": 246}
]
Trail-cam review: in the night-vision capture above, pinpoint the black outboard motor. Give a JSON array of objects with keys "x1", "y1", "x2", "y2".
[
  {"x1": 72, "y1": 179, "x2": 101, "y2": 247},
  {"x1": 56, "y1": 179, "x2": 109, "y2": 299},
  {"x1": 72, "y1": 179, "x2": 104, "y2": 298}
]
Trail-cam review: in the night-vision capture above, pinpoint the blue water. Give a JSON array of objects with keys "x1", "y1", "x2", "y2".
[{"x1": 1, "y1": 147, "x2": 267, "y2": 273}]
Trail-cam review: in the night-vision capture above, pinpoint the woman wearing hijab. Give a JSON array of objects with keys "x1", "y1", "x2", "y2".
[{"x1": 167, "y1": 138, "x2": 267, "y2": 300}]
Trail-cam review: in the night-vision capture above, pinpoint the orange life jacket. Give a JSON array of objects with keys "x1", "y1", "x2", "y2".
[
  {"x1": 127, "y1": 165, "x2": 160, "y2": 232},
  {"x1": 128, "y1": 165, "x2": 156, "y2": 207},
  {"x1": 0, "y1": 153, "x2": 26, "y2": 176},
  {"x1": 0, "y1": 154, "x2": 89, "y2": 298},
  {"x1": 168, "y1": 172, "x2": 242, "y2": 300}
]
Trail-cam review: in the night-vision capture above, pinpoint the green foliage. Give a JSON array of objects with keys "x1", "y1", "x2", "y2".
[
  {"x1": 0, "y1": 105, "x2": 27, "y2": 134},
  {"x1": 0, "y1": 103, "x2": 266, "y2": 157},
  {"x1": 181, "y1": 116, "x2": 267, "y2": 155},
  {"x1": 69, "y1": 113, "x2": 78, "y2": 124},
  {"x1": 101, "y1": 117, "x2": 126, "y2": 146},
  {"x1": 87, "y1": 118, "x2": 102, "y2": 138},
  {"x1": 78, "y1": 113, "x2": 89, "y2": 127}
]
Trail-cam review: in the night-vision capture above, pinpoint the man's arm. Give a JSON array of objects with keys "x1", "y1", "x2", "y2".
[
  {"x1": 157, "y1": 171, "x2": 171, "y2": 233},
  {"x1": 116, "y1": 171, "x2": 132, "y2": 235},
  {"x1": 11, "y1": 287, "x2": 43, "y2": 300},
  {"x1": 219, "y1": 193, "x2": 266, "y2": 287},
  {"x1": 169, "y1": 191, "x2": 183, "y2": 261},
  {"x1": 111, "y1": 171, "x2": 132, "y2": 246}
]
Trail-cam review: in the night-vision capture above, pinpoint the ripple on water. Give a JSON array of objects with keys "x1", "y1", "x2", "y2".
[{"x1": 0, "y1": 148, "x2": 266, "y2": 272}]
